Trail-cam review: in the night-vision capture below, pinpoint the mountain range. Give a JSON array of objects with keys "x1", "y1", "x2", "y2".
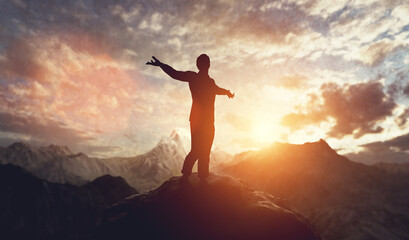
[
  {"x1": 1, "y1": 133, "x2": 409, "y2": 239},
  {"x1": 0, "y1": 130, "x2": 232, "y2": 192}
]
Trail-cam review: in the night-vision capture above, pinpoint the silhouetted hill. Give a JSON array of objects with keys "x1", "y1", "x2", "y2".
[
  {"x1": 220, "y1": 140, "x2": 409, "y2": 240},
  {"x1": 0, "y1": 163, "x2": 137, "y2": 240},
  {"x1": 90, "y1": 174, "x2": 321, "y2": 240},
  {"x1": 373, "y1": 162, "x2": 409, "y2": 175}
]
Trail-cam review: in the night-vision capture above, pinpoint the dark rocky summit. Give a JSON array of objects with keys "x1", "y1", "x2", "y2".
[{"x1": 92, "y1": 174, "x2": 321, "y2": 240}]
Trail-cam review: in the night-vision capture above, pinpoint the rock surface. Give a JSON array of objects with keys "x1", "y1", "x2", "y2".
[{"x1": 93, "y1": 174, "x2": 321, "y2": 240}]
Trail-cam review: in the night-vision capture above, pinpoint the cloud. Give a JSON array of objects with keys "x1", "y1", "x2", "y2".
[
  {"x1": 300, "y1": 0, "x2": 349, "y2": 19},
  {"x1": 0, "y1": 0, "x2": 315, "y2": 82},
  {"x1": 1, "y1": 33, "x2": 138, "y2": 131},
  {"x1": 327, "y1": 1, "x2": 409, "y2": 67},
  {"x1": 346, "y1": 132, "x2": 409, "y2": 164},
  {"x1": 0, "y1": 38, "x2": 49, "y2": 82},
  {"x1": 404, "y1": 83, "x2": 409, "y2": 97},
  {"x1": 282, "y1": 81, "x2": 397, "y2": 138},
  {"x1": 0, "y1": 32, "x2": 140, "y2": 156},
  {"x1": 281, "y1": 111, "x2": 326, "y2": 130},
  {"x1": 386, "y1": 70, "x2": 409, "y2": 100},
  {"x1": 276, "y1": 75, "x2": 309, "y2": 89},
  {"x1": 0, "y1": 112, "x2": 92, "y2": 146},
  {"x1": 0, "y1": 112, "x2": 123, "y2": 157},
  {"x1": 358, "y1": 39, "x2": 401, "y2": 66},
  {"x1": 396, "y1": 108, "x2": 409, "y2": 127}
]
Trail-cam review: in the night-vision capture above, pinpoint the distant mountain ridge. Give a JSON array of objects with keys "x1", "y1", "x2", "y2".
[
  {"x1": 0, "y1": 141, "x2": 114, "y2": 186},
  {"x1": 373, "y1": 162, "x2": 409, "y2": 175},
  {"x1": 0, "y1": 130, "x2": 232, "y2": 192}
]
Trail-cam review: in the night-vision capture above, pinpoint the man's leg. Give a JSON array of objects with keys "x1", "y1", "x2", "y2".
[
  {"x1": 198, "y1": 155, "x2": 210, "y2": 180},
  {"x1": 181, "y1": 121, "x2": 198, "y2": 176},
  {"x1": 197, "y1": 124, "x2": 215, "y2": 181},
  {"x1": 181, "y1": 151, "x2": 197, "y2": 176}
]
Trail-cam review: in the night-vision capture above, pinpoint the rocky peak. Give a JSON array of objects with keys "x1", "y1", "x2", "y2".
[
  {"x1": 300, "y1": 139, "x2": 336, "y2": 156},
  {"x1": 7, "y1": 142, "x2": 73, "y2": 156},
  {"x1": 156, "y1": 129, "x2": 190, "y2": 154},
  {"x1": 316, "y1": 139, "x2": 333, "y2": 151},
  {"x1": 8, "y1": 142, "x2": 32, "y2": 151},
  {"x1": 169, "y1": 129, "x2": 181, "y2": 142},
  {"x1": 97, "y1": 174, "x2": 321, "y2": 240},
  {"x1": 44, "y1": 144, "x2": 72, "y2": 155}
]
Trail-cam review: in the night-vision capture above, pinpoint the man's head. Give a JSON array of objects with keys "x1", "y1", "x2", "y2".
[{"x1": 196, "y1": 54, "x2": 210, "y2": 71}]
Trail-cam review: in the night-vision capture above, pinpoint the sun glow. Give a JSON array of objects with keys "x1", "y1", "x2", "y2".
[{"x1": 249, "y1": 120, "x2": 284, "y2": 147}]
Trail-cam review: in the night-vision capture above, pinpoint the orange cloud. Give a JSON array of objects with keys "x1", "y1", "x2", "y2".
[
  {"x1": 0, "y1": 32, "x2": 138, "y2": 139},
  {"x1": 1, "y1": 38, "x2": 49, "y2": 82},
  {"x1": 276, "y1": 75, "x2": 308, "y2": 89},
  {"x1": 282, "y1": 81, "x2": 397, "y2": 138}
]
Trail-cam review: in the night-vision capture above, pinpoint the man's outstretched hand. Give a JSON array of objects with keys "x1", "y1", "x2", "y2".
[
  {"x1": 227, "y1": 91, "x2": 235, "y2": 99},
  {"x1": 146, "y1": 56, "x2": 162, "y2": 67}
]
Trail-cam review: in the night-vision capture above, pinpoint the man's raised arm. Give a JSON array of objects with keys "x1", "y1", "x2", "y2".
[
  {"x1": 214, "y1": 83, "x2": 235, "y2": 99},
  {"x1": 146, "y1": 56, "x2": 195, "y2": 82}
]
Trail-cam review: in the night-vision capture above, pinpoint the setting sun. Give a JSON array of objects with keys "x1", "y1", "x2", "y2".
[{"x1": 249, "y1": 120, "x2": 282, "y2": 146}]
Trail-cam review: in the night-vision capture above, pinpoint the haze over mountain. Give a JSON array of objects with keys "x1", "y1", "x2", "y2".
[
  {"x1": 0, "y1": 130, "x2": 232, "y2": 192},
  {"x1": 2, "y1": 132, "x2": 409, "y2": 239},
  {"x1": 220, "y1": 140, "x2": 409, "y2": 240}
]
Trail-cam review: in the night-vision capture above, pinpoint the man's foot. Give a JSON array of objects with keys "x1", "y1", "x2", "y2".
[
  {"x1": 181, "y1": 168, "x2": 192, "y2": 177},
  {"x1": 180, "y1": 174, "x2": 191, "y2": 188}
]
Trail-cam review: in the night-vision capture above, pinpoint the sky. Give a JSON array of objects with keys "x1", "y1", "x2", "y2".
[{"x1": 0, "y1": 0, "x2": 409, "y2": 164}]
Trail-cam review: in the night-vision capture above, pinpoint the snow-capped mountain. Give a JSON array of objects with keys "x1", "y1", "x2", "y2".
[
  {"x1": 0, "y1": 142, "x2": 114, "y2": 185},
  {"x1": 113, "y1": 129, "x2": 189, "y2": 192},
  {"x1": 0, "y1": 130, "x2": 230, "y2": 192}
]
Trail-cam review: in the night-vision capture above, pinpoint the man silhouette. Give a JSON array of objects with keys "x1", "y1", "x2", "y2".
[{"x1": 147, "y1": 54, "x2": 234, "y2": 181}]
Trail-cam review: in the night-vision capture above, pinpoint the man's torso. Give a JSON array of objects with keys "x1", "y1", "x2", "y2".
[{"x1": 188, "y1": 72, "x2": 216, "y2": 124}]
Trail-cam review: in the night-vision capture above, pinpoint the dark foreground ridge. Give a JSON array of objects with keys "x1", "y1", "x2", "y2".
[
  {"x1": 0, "y1": 163, "x2": 137, "y2": 240},
  {"x1": 91, "y1": 174, "x2": 321, "y2": 240}
]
